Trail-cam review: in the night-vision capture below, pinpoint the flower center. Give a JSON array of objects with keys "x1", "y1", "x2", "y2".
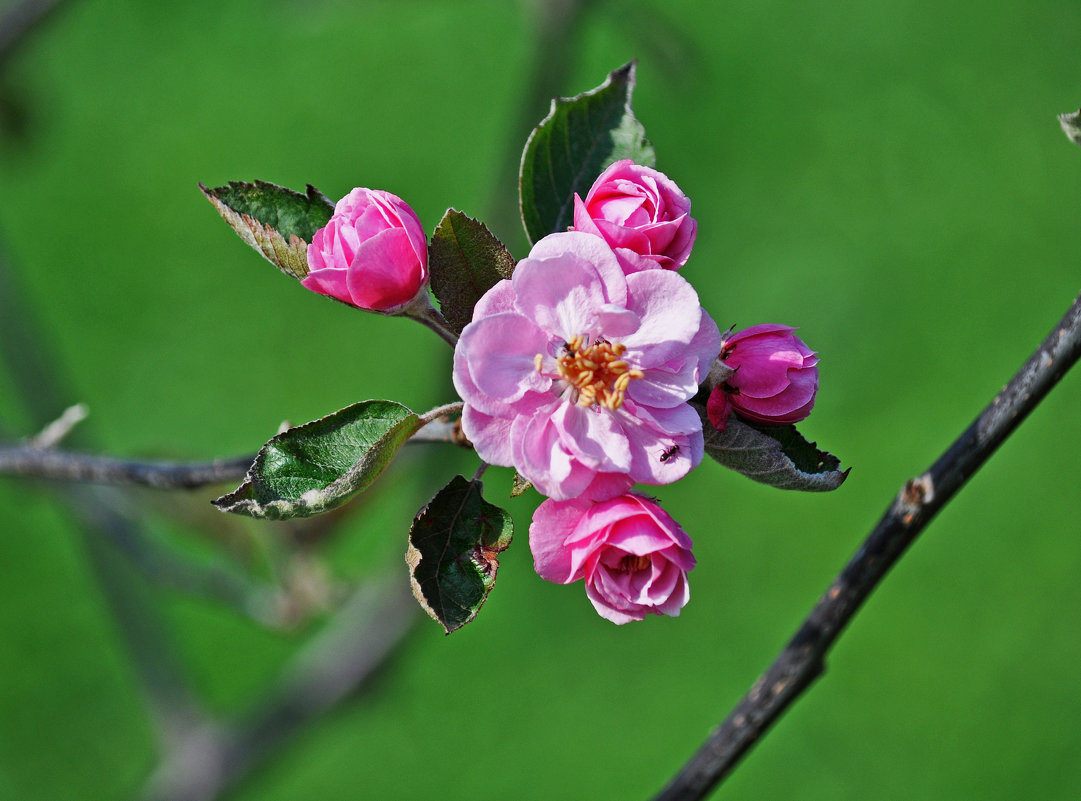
[
  {"x1": 536, "y1": 334, "x2": 644, "y2": 411},
  {"x1": 618, "y1": 554, "x2": 651, "y2": 573}
]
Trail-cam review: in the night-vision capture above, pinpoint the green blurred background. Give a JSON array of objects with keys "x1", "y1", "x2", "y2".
[{"x1": 1, "y1": 0, "x2": 1080, "y2": 798}]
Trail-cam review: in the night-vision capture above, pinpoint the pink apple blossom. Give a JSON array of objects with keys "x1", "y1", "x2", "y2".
[
  {"x1": 453, "y1": 231, "x2": 719, "y2": 501},
  {"x1": 302, "y1": 187, "x2": 428, "y2": 312},
  {"x1": 707, "y1": 324, "x2": 818, "y2": 429},
  {"x1": 572, "y1": 159, "x2": 696, "y2": 273},
  {"x1": 530, "y1": 493, "x2": 695, "y2": 624}
]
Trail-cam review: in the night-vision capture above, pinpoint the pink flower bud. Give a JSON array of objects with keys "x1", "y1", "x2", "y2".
[
  {"x1": 529, "y1": 493, "x2": 695, "y2": 625},
  {"x1": 707, "y1": 324, "x2": 819, "y2": 429},
  {"x1": 302, "y1": 188, "x2": 429, "y2": 312},
  {"x1": 572, "y1": 159, "x2": 696, "y2": 273}
]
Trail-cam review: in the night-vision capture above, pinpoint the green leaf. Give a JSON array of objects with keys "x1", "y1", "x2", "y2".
[
  {"x1": 213, "y1": 400, "x2": 421, "y2": 519},
  {"x1": 1059, "y1": 109, "x2": 1081, "y2": 147},
  {"x1": 698, "y1": 404, "x2": 849, "y2": 492},
  {"x1": 406, "y1": 475, "x2": 514, "y2": 634},
  {"x1": 200, "y1": 180, "x2": 335, "y2": 279},
  {"x1": 428, "y1": 209, "x2": 516, "y2": 335},
  {"x1": 519, "y1": 61, "x2": 656, "y2": 246}
]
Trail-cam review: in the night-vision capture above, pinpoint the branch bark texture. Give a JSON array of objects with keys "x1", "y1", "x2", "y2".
[
  {"x1": 0, "y1": 418, "x2": 467, "y2": 489},
  {"x1": 653, "y1": 290, "x2": 1081, "y2": 801}
]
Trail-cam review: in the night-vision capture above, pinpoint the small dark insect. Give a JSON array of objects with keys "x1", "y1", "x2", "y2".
[{"x1": 659, "y1": 444, "x2": 680, "y2": 463}]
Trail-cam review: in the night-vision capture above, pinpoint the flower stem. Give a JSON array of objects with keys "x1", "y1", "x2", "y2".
[{"x1": 400, "y1": 293, "x2": 459, "y2": 348}]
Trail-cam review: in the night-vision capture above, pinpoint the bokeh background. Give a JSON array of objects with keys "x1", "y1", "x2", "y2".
[{"x1": 1, "y1": 0, "x2": 1080, "y2": 799}]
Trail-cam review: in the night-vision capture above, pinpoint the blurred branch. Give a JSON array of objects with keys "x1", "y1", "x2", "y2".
[
  {"x1": 0, "y1": 0, "x2": 71, "y2": 66},
  {"x1": 139, "y1": 574, "x2": 420, "y2": 801},
  {"x1": 0, "y1": 239, "x2": 215, "y2": 747},
  {"x1": 94, "y1": 494, "x2": 294, "y2": 627},
  {"x1": 70, "y1": 485, "x2": 212, "y2": 747},
  {"x1": 653, "y1": 290, "x2": 1081, "y2": 801},
  {"x1": 0, "y1": 242, "x2": 73, "y2": 429},
  {"x1": 0, "y1": 417, "x2": 467, "y2": 488},
  {"x1": 0, "y1": 447, "x2": 257, "y2": 487},
  {"x1": 486, "y1": 0, "x2": 599, "y2": 248}
]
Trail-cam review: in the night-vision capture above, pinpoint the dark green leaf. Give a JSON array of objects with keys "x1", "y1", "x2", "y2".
[
  {"x1": 200, "y1": 180, "x2": 334, "y2": 279},
  {"x1": 698, "y1": 404, "x2": 848, "y2": 491},
  {"x1": 519, "y1": 61, "x2": 656, "y2": 246},
  {"x1": 1059, "y1": 109, "x2": 1081, "y2": 147},
  {"x1": 213, "y1": 400, "x2": 420, "y2": 519},
  {"x1": 406, "y1": 475, "x2": 514, "y2": 634},
  {"x1": 428, "y1": 209, "x2": 516, "y2": 335}
]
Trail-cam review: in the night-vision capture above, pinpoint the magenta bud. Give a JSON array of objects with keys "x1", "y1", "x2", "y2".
[
  {"x1": 572, "y1": 159, "x2": 696, "y2": 273},
  {"x1": 302, "y1": 187, "x2": 428, "y2": 313},
  {"x1": 708, "y1": 324, "x2": 819, "y2": 427}
]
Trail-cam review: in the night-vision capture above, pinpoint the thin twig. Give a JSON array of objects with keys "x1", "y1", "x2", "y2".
[
  {"x1": 0, "y1": 417, "x2": 469, "y2": 488},
  {"x1": 0, "y1": 447, "x2": 257, "y2": 488},
  {"x1": 652, "y1": 290, "x2": 1081, "y2": 801},
  {"x1": 28, "y1": 402, "x2": 88, "y2": 447},
  {"x1": 419, "y1": 401, "x2": 463, "y2": 425}
]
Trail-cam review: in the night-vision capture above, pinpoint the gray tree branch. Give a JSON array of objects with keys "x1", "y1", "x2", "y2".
[
  {"x1": 652, "y1": 289, "x2": 1081, "y2": 801},
  {"x1": 0, "y1": 417, "x2": 467, "y2": 488}
]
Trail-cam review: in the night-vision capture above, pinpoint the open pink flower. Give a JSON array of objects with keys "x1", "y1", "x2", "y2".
[
  {"x1": 453, "y1": 231, "x2": 719, "y2": 501},
  {"x1": 530, "y1": 493, "x2": 695, "y2": 624},
  {"x1": 572, "y1": 159, "x2": 696, "y2": 273},
  {"x1": 707, "y1": 324, "x2": 818, "y2": 429},
  {"x1": 302, "y1": 187, "x2": 428, "y2": 312}
]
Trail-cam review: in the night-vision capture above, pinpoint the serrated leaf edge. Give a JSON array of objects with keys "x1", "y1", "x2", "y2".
[
  {"x1": 519, "y1": 60, "x2": 651, "y2": 244},
  {"x1": 199, "y1": 180, "x2": 335, "y2": 280}
]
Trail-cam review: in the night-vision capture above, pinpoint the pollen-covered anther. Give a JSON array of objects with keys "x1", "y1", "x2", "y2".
[{"x1": 554, "y1": 335, "x2": 644, "y2": 410}]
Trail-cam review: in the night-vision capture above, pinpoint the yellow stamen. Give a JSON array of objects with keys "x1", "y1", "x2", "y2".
[{"x1": 548, "y1": 334, "x2": 644, "y2": 410}]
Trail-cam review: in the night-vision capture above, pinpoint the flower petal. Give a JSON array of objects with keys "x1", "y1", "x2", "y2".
[
  {"x1": 529, "y1": 498, "x2": 590, "y2": 584},
  {"x1": 457, "y1": 312, "x2": 551, "y2": 403}
]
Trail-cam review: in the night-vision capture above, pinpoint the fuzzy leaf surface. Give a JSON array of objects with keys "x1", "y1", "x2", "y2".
[
  {"x1": 699, "y1": 405, "x2": 848, "y2": 491},
  {"x1": 519, "y1": 61, "x2": 656, "y2": 245},
  {"x1": 214, "y1": 400, "x2": 420, "y2": 519},
  {"x1": 406, "y1": 475, "x2": 513, "y2": 634},
  {"x1": 428, "y1": 210, "x2": 516, "y2": 334},
  {"x1": 200, "y1": 180, "x2": 334, "y2": 279}
]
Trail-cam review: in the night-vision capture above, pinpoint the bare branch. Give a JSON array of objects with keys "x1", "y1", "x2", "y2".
[
  {"x1": 0, "y1": 447, "x2": 257, "y2": 488},
  {"x1": 0, "y1": 417, "x2": 469, "y2": 488},
  {"x1": 653, "y1": 289, "x2": 1081, "y2": 801},
  {"x1": 70, "y1": 485, "x2": 213, "y2": 747},
  {"x1": 139, "y1": 575, "x2": 420, "y2": 801},
  {"x1": 28, "y1": 402, "x2": 88, "y2": 447}
]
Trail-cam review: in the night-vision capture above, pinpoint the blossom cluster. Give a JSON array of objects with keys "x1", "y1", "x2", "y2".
[{"x1": 303, "y1": 160, "x2": 820, "y2": 624}]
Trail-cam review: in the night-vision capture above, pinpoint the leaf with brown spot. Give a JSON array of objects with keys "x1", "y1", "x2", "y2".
[{"x1": 406, "y1": 475, "x2": 513, "y2": 634}]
